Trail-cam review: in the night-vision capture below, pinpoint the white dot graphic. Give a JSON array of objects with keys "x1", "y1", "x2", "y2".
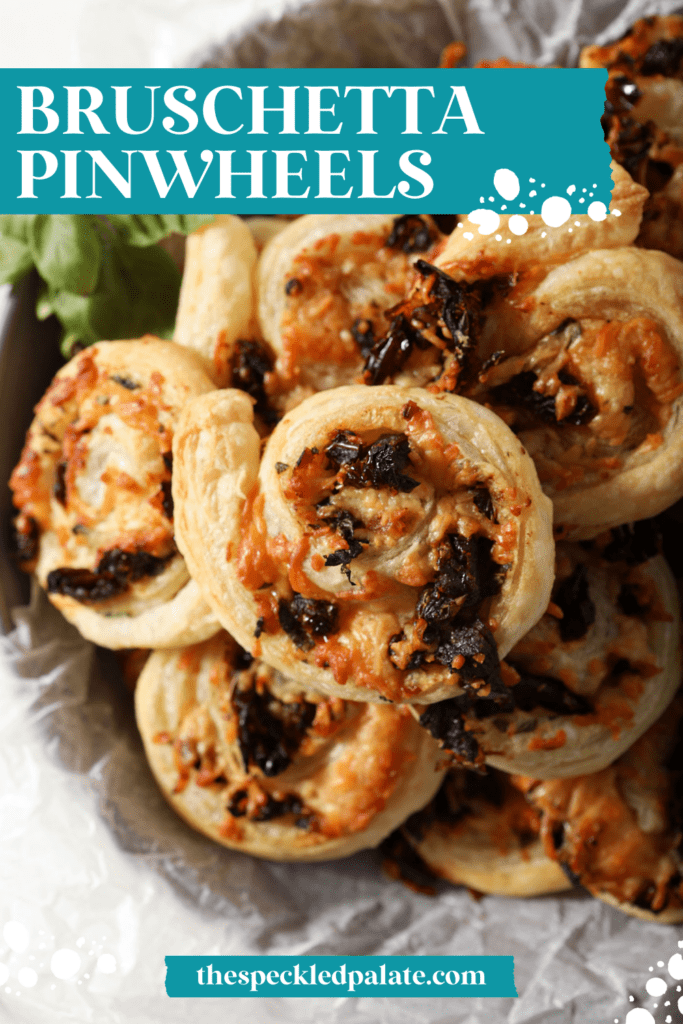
[
  {"x1": 17, "y1": 968, "x2": 37, "y2": 989},
  {"x1": 567, "y1": 184, "x2": 576, "y2": 195},
  {"x1": 96, "y1": 954, "x2": 117, "y2": 975},
  {"x1": 508, "y1": 215, "x2": 529, "y2": 236},
  {"x1": 668, "y1": 953, "x2": 683, "y2": 980},
  {"x1": 51, "y1": 949, "x2": 81, "y2": 980},
  {"x1": 646, "y1": 978, "x2": 667, "y2": 997},
  {"x1": 468, "y1": 209, "x2": 500, "y2": 235},
  {"x1": 463, "y1": 231, "x2": 474, "y2": 241},
  {"x1": 493, "y1": 168, "x2": 520, "y2": 201},
  {"x1": 625, "y1": 1010, "x2": 655, "y2": 1024},
  {"x1": 588, "y1": 201, "x2": 608, "y2": 222},
  {"x1": 3, "y1": 922, "x2": 30, "y2": 953},
  {"x1": 529, "y1": 190, "x2": 537, "y2": 197},
  {"x1": 0, "y1": 965, "x2": 8, "y2": 986},
  {"x1": 541, "y1": 197, "x2": 571, "y2": 227}
]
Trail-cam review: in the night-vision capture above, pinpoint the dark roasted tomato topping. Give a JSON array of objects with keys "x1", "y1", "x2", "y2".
[
  {"x1": 385, "y1": 214, "x2": 435, "y2": 254},
  {"x1": 601, "y1": 520, "x2": 661, "y2": 565},
  {"x1": 53, "y1": 461, "x2": 67, "y2": 505},
  {"x1": 278, "y1": 592, "x2": 339, "y2": 651},
  {"x1": 324, "y1": 430, "x2": 419, "y2": 492},
  {"x1": 46, "y1": 547, "x2": 174, "y2": 603},
  {"x1": 510, "y1": 673, "x2": 593, "y2": 716},
  {"x1": 419, "y1": 698, "x2": 481, "y2": 764},
  {"x1": 230, "y1": 338, "x2": 279, "y2": 426},
  {"x1": 232, "y1": 681, "x2": 317, "y2": 778},
  {"x1": 363, "y1": 261, "x2": 483, "y2": 387},
  {"x1": 639, "y1": 37, "x2": 683, "y2": 76},
  {"x1": 10, "y1": 515, "x2": 40, "y2": 565},
  {"x1": 553, "y1": 564, "x2": 596, "y2": 642},
  {"x1": 491, "y1": 370, "x2": 595, "y2": 427}
]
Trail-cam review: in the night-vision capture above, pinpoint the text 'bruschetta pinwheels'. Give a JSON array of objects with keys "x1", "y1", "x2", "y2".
[{"x1": 172, "y1": 383, "x2": 554, "y2": 705}]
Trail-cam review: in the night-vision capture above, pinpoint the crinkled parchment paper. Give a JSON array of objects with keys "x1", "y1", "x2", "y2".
[{"x1": 2, "y1": 3, "x2": 683, "y2": 1022}]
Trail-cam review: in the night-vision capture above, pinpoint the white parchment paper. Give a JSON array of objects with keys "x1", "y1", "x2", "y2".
[{"x1": 2, "y1": 3, "x2": 683, "y2": 1023}]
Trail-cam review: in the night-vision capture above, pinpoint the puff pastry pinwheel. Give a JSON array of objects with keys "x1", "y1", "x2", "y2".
[
  {"x1": 385, "y1": 247, "x2": 683, "y2": 537},
  {"x1": 517, "y1": 691, "x2": 683, "y2": 922},
  {"x1": 173, "y1": 214, "x2": 258, "y2": 386},
  {"x1": 172, "y1": 384, "x2": 554, "y2": 705},
  {"x1": 580, "y1": 15, "x2": 683, "y2": 260},
  {"x1": 404, "y1": 768, "x2": 569, "y2": 897},
  {"x1": 419, "y1": 538, "x2": 680, "y2": 777},
  {"x1": 9, "y1": 338, "x2": 220, "y2": 649},
  {"x1": 135, "y1": 631, "x2": 445, "y2": 861},
  {"x1": 257, "y1": 214, "x2": 445, "y2": 405}
]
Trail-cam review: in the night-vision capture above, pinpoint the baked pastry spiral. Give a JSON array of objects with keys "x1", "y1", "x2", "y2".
[
  {"x1": 172, "y1": 383, "x2": 554, "y2": 705},
  {"x1": 517, "y1": 692, "x2": 683, "y2": 922},
  {"x1": 580, "y1": 15, "x2": 683, "y2": 260},
  {"x1": 174, "y1": 214, "x2": 258, "y2": 386},
  {"x1": 135, "y1": 631, "x2": 445, "y2": 861},
  {"x1": 9, "y1": 338, "x2": 219, "y2": 649},
  {"x1": 420, "y1": 538, "x2": 680, "y2": 777},
  {"x1": 380, "y1": 246, "x2": 683, "y2": 537},
  {"x1": 257, "y1": 213, "x2": 445, "y2": 405},
  {"x1": 473, "y1": 249, "x2": 683, "y2": 536},
  {"x1": 404, "y1": 768, "x2": 570, "y2": 897}
]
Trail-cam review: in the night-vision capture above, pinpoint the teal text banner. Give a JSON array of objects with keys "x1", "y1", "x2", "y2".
[
  {"x1": 0, "y1": 69, "x2": 610, "y2": 214},
  {"x1": 164, "y1": 954, "x2": 517, "y2": 998}
]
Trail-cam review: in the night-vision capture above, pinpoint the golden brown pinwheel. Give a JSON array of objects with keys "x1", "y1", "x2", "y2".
[
  {"x1": 172, "y1": 383, "x2": 554, "y2": 706},
  {"x1": 257, "y1": 213, "x2": 445, "y2": 408},
  {"x1": 173, "y1": 214, "x2": 258, "y2": 386},
  {"x1": 373, "y1": 244, "x2": 683, "y2": 538},
  {"x1": 517, "y1": 691, "x2": 683, "y2": 922},
  {"x1": 580, "y1": 15, "x2": 683, "y2": 260},
  {"x1": 419, "y1": 537, "x2": 680, "y2": 777},
  {"x1": 404, "y1": 768, "x2": 569, "y2": 897},
  {"x1": 135, "y1": 631, "x2": 445, "y2": 861},
  {"x1": 9, "y1": 338, "x2": 219, "y2": 649}
]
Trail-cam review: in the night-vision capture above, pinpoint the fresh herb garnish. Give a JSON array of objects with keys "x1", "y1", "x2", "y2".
[{"x1": 0, "y1": 214, "x2": 214, "y2": 357}]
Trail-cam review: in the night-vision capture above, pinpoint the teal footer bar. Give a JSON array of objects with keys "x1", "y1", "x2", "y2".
[{"x1": 165, "y1": 954, "x2": 517, "y2": 998}]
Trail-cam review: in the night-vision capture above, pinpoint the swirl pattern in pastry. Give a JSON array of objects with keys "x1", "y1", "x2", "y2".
[
  {"x1": 172, "y1": 383, "x2": 554, "y2": 705},
  {"x1": 420, "y1": 540, "x2": 680, "y2": 777},
  {"x1": 134, "y1": 631, "x2": 445, "y2": 861},
  {"x1": 390, "y1": 248, "x2": 683, "y2": 537},
  {"x1": 9, "y1": 337, "x2": 219, "y2": 649},
  {"x1": 405, "y1": 768, "x2": 570, "y2": 897},
  {"x1": 257, "y1": 213, "x2": 445, "y2": 405},
  {"x1": 518, "y1": 691, "x2": 683, "y2": 922}
]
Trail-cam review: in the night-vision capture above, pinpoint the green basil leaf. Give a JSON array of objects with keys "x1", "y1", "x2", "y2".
[
  {"x1": 29, "y1": 215, "x2": 102, "y2": 295},
  {"x1": 105, "y1": 213, "x2": 214, "y2": 247},
  {"x1": 0, "y1": 215, "x2": 33, "y2": 243},
  {"x1": 52, "y1": 231, "x2": 181, "y2": 356},
  {"x1": 0, "y1": 235, "x2": 34, "y2": 285}
]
